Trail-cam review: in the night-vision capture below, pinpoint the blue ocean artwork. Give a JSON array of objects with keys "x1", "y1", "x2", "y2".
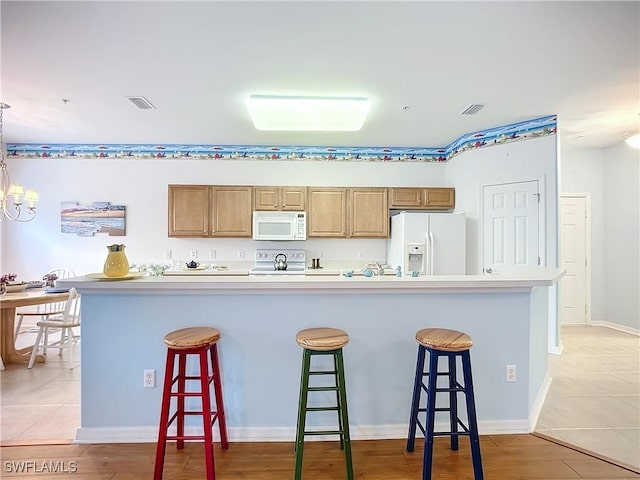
[{"x1": 61, "y1": 201, "x2": 126, "y2": 237}]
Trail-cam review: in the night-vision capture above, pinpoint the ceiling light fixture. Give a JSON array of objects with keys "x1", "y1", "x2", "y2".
[
  {"x1": 0, "y1": 103, "x2": 38, "y2": 222},
  {"x1": 245, "y1": 95, "x2": 371, "y2": 131},
  {"x1": 623, "y1": 132, "x2": 640, "y2": 149}
]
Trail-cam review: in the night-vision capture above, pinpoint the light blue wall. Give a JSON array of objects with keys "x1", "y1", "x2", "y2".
[
  {"x1": 445, "y1": 135, "x2": 558, "y2": 274},
  {"x1": 560, "y1": 142, "x2": 640, "y2": 331},
  {"x1": 603, "y1": 143, "x2": 640, "y2": 330}
]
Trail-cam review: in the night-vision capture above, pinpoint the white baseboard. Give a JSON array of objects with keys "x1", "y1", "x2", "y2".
[
  {"x1": 589, "y1": 321, "x2": 640, "y2": 336},
  {"x1": 74, "y1": 419, "x2": 532, "y2": 444},
  {"x1": 548, "y1": 342, "x2": 563, "y2": 355},
  {"x1": 529, "y1": 374, "x2": 552, "y2": 430}
]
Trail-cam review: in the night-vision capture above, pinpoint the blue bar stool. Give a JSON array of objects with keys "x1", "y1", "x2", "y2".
[
  {"x1": 294, "y1": 327, "x2": 354, "y2": 480},
  {"x1": 406, "y1": 328, "x2": 484, "y2": 480}
]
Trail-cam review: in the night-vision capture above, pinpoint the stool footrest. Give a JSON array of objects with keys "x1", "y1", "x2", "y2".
[
  {"x1": 306, "y1": 406, "x2": 339, "y2": 412},
  {"x1": 303, "y1": 430, "x2": 343, "y2": 436},
  {"x1": 170, "y1": 392, "x2": 214, "y2": 397},
  {"x1": 420, "y1": 383, "x2": 466, "y2": 395},
  {"x1": 165, "y1": 434, "x2": 212, "y2": 441},
  {"x1": 307, "y1": 386, "x2": 338, "y2": 392},
  {"x1": 432, "y1": 430, "x2": 471, "y2": 437},
  {"x1": 309, "y1": 370, "x2": 337, "y2": 375}
]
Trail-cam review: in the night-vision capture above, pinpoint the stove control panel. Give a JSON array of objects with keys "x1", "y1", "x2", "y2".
[{"x1": 254, "y1": 249, "x2": 306, "y2": 263}]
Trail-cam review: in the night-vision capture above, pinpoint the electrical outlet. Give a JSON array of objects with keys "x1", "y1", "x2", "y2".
[
  {"x1": 190, "y1": 250, "x2": 198, "y2": 259},
  {"x1": 506, "y1": 365, "x2": 516, "y2": 382},
  {"x1": 358, "y1": 251, "x2": 365, "y2": 259},
  {"x1": 144, "y1": 369, "x2": 155, "y2": 388},
  {"x1": 237, "y1": 250, "x2": 245, "y2": 259},
  {"x1": 209, "y1": 249, "x2": 216, "y2": 259},
  {"x1": 164, "y1": 249, "x2": 172, "y2": 259}
]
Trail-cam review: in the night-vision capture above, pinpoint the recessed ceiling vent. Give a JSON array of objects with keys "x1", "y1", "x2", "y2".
[
  {"x1": 126, "y1": 96, "x2": 156, "y2": 110},
  {"x1": 460, "y1": 104, "x2": 485, "y2": 115}
]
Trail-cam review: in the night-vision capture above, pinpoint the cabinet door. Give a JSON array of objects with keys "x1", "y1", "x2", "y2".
[
  {"x1": 212, "y1": 186, "x2": 253, "y2": 237},
  {"x1": 254, "y1": 187, "x2": 280, "y2": 211},
  {"x1": 307, "y1": 188, "x2": 347, "y2": 237},
  {"x1": 349, "y1": 188, "x2": 389, "y2": 238},
  {"x1": 168, "y1": 185, "x2": 210, "y2": 237},
  {"x1": 281, "y1": 187, "x2": 306, "y2": 211},
  {"x1": 423, "y1": 188, "x2": 455, "y2": 209},
  {"x1": 388, "y1": 188, "x2": 423, "y2": 208}
]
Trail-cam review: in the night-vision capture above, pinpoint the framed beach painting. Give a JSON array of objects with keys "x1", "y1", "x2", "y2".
[{"x1": 61, "y1": 201, "x2": 126, "y2": 237}]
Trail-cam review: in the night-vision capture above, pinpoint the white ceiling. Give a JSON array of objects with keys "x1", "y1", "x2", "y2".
[{"x1": 1, "y1": 1, "x2": 639, "y2": 150}]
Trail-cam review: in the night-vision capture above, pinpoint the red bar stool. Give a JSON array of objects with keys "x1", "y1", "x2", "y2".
[{"x1": 154, "y1": 327, "x2": 229, "y2": 480}]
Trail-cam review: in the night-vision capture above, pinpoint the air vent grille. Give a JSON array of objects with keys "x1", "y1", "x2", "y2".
[
  {"x1": 127, "y1": 96, "x2": 156, "y2": 110},
  {"x1": 460, "y1": 104, "x2": 485, "y2": 115}
]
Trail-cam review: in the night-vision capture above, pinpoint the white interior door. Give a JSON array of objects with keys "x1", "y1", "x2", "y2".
[
  {"x1": 482, "y1": 180, "x2": 540, "y2": 274},
  {"x1": 560, "y1": 195, "x2": 588, "y2": 325}
]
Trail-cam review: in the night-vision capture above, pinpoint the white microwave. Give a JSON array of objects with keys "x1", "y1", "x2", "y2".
[{"x1": 252, "y1": 211, "x2": 307, "y2": 241}]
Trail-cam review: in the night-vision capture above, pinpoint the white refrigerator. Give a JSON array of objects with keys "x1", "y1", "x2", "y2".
[{"x1": 387, "y1": 212, "x2": 466, "y2": 275}]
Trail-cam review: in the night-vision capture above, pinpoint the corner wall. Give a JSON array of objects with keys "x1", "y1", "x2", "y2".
[{"x1": 603, "y1": 143, "x2": 640, "y2": 331}]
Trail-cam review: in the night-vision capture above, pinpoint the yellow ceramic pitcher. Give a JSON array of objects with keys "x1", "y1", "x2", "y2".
[{"x1": 103, "y1": 244, "x2": 130, "y2": 277}]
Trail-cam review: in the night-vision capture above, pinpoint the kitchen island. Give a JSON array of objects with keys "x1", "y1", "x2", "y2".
[{"x1": 59, "y1": 269, "x2": 563, "y2": 443}]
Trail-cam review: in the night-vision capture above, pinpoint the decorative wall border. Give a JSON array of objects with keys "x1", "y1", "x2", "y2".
[{"x1": 8, "y1": 115, "x2": 556, "y2": 163}]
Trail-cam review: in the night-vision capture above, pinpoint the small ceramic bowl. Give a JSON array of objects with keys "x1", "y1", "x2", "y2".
[{"x1": 5, "y1": 282, "x2": 28, "y2": 293}]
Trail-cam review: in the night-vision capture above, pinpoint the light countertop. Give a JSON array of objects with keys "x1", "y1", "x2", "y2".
[{"x1": 59, "y1": 268, "x2": 565, "y2": 295}]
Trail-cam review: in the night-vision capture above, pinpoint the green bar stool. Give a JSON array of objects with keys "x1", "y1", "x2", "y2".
[{"x1": 294, "y1": 327, "x2": 353, "y2": 480}]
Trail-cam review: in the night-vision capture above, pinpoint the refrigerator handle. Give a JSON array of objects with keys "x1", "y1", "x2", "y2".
[{"x1": 428, "y1": 231, "x2": 434, "y2": 275}]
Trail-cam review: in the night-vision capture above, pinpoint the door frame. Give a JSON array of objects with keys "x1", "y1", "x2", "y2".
[
  {"x1": 560, "y1": 193, "x2": 592, "y2": 325},
  {"x1": 479, "y1": 177, "x2": 547, "y2": 273}
]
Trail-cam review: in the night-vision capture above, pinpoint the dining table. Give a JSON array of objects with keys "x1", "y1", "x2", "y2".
[{"x1": 0, "y1": 289, "x2": 70, "y2": 366}]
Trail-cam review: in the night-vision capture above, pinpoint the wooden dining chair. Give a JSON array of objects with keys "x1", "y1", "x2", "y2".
[
  {"x1": 15, "y1": 268, "x2": 76, "y2": 341},
  {"x1": 28, "y1": 288, "x2": 81, "y2": 369}
]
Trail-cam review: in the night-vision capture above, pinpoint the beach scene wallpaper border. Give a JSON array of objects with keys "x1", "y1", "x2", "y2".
[{"x1": 61, "y1": 201, "x2": 126, "y2": 237}]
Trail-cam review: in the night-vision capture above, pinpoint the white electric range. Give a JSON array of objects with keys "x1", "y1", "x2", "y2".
[{"x1": 249, "y1": 248, "x2": 306, "y2": 275}]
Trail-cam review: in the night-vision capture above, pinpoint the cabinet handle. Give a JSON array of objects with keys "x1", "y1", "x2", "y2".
[
  {"x1": 274, "y1": 204, "x2": 278, "y2": 208},
  {"x1": 282, "y1": 203, "x2": 286, "y2": 208}
]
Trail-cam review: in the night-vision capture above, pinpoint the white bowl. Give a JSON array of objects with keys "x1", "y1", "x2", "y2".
[{"x1": 5, "y1": 282, "x2": 28, "y2": 293}]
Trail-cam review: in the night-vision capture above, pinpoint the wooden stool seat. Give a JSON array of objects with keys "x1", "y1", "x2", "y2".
[
  {"x1": 415, "y1": 328, "x2": 473, "y2": 352},
  {"x1": 296, "y1": 327, "x2": 349, "y2": 351},
  {"x1": 164, "y1": 327, "x2": 221, "y2": 349}
]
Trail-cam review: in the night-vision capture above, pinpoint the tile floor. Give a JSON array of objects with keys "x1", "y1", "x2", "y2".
[
  {"x1": 1, "y1": 321, "x2": 638, "y2": 471},
  {"x1": 535, "y1": 325, "x2": 640, "y2": 470},
  {"x1": 0, "y1": 322, "x2": 80, "y2": 444}
]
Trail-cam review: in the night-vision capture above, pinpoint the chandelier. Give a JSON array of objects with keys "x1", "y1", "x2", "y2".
[{"x1": 0, "y1": 103, "x2": 38, "y2": 222}]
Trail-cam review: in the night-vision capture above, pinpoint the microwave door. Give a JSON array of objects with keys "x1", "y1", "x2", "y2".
[{"x1": 255, "y1": 218, "x2": 294, "y2": 240}]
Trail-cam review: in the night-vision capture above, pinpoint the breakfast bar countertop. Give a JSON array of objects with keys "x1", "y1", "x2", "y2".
[{"x1": 59, "y1": 268, "x2": 564, "y2": 294}]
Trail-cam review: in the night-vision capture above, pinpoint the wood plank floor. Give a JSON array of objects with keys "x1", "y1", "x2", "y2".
[{"x1": 1, "y1": 435, "x2": 638, "y2": 479}]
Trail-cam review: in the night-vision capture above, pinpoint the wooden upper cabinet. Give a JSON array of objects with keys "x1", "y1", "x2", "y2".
[
  {"x1": 424, "y1": 188, "x2": 455, "y2": 208},
  {"x1": 168, "y1": 185, "x2": 252, "y2": 237},
  {"x1": 211, "y1": 186, "x2": 253, "y2": 237},
  {"x1": 389, "y1": 187, "x2": 455, "y2": 210},
  {"x1": 254, "y1": 186, "x2": 306, "y2": 211},
  {"x1": 307, "y1": 188, "x2": 347, "y2": 237},
  {"x1": 168, "y1": 185, "x2": 210, "y2": 237},
  {"x1": 349, "y1": 188, "x2": 389, "y2": 238}
]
